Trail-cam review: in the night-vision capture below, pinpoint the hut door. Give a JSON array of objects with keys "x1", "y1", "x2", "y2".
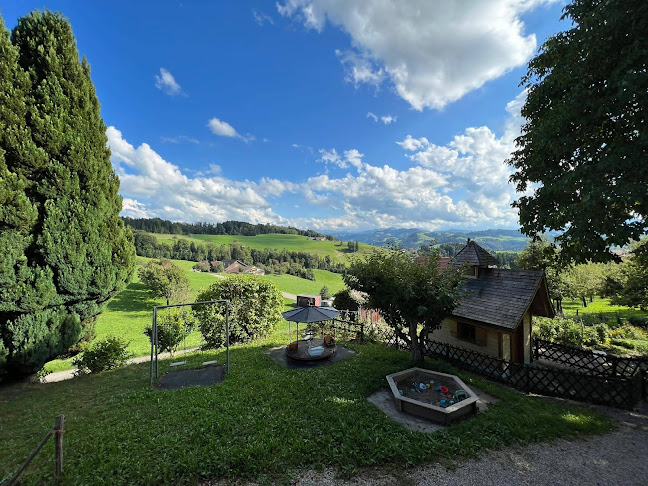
[{"x1": 512, "y1": 327, "x2": 525, "y2": 363}]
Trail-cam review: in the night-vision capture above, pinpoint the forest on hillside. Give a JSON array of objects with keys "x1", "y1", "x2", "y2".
[{"x1": 123, "y1": 217, "x2": 333, "y2": 239}]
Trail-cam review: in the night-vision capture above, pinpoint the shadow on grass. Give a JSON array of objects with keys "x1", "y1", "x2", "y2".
[{"x1": 107, "y1": 282, "x2": 159, "y2": 312}]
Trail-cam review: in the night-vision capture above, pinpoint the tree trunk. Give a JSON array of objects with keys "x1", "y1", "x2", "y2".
[{"x1": 409, "y1": 321, "x2": 422, "y2": 362}]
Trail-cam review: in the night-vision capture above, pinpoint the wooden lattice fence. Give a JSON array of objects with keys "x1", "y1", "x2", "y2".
[
  {"x1": 424, "y1": 339, "x2": 644, "y2": 409},
  {"x1": 323, "y1": 320, "x2": 644, "y2": 408},
  {"x1": 533, "y1": 338, "x2": 646, "y2": 377},
  {"x1": 328, "y1": 318, "x2": 409, "y2": 349}
]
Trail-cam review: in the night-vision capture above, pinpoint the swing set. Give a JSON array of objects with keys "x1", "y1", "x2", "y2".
[{"x1": 148, "y1": 300, "x2": 230, "y2": 388}]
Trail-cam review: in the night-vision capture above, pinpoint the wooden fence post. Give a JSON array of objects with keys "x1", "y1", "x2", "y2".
[
  {"x1": 54, "y1": 414, "x2": 64, "y2": 479},
  {"x1": 360, "y1": 321, "x2": 364, "y2": 343}
]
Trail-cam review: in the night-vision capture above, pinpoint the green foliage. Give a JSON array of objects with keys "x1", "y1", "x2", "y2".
[
  {"x1": 610, "y1": 242, "x2": 648, "y2": 310},
  {"x1": 609, "y1": 324, "x2": 648, "y2": 341},
  {"x1": 536, "y1": 317, "x2": 611, "y2": 348},
  {"x1": 144, "y1": 309, "x2": 195, "y2": 355},
  {"x1": 535, "y1": 317, "x2": 584, "y2": 347},
  {"x1": 193, "y1": 260, "x2": 211, "y2": 272},
  {"x1": 508, "y1": 0, "x2": 648, "y2": 263},
  {"x1": 72, "y1": 335, "x2": 131, "y2": 374},
  {"x1": 194, "y1": 275, "x2": 283, "y2": 347},
  {"x1": 0, "y1": 11, "x2": 136, "y2": 377},
  {"x1": 332, "y1": 288, "x2": 361, "y2": 312},
  {"x1": 138, "y1": 259, "x2": 191, "y2": 305},
  {"x1": 319, "y1": 285, "x2": 331, "y2": 299},
  {"x1": 344, "y1": 247, "x2": 464, "y2": 360}
]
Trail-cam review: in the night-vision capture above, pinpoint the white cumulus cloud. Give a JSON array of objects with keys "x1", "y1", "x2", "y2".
[
  {"x1": 367, "y1": 112, "x2": 397, "y2": 124},
  {"x1": 277, "y1": 0, "x2": 555, "y2": 110},
  {"x1": 154, "y1": 68, "x2": 183, "y2": 96},
  {"x1": 107, "y1": 127, "x2": 287, "y2": 223},
  {"x1": 208, "y1": 117, "x2": 255, "y2": 143}
]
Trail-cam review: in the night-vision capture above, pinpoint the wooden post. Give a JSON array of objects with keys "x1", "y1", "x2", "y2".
[
  {"x1": 54, "y1": 414, "x2": 64, "y2": 478},
  {"x1": 360, "y1": 321, "x2": 364, "y2": 343}
]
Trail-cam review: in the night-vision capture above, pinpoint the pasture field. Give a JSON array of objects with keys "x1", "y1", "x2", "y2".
[
  {"x1": 562, "y1": 296, "x2": 648, "y2": 323},
  {"x1": 147, "y1": 232, "x2": 373, "y2": 264},
  {"x1": 258, "y1": 269, "x2": 344, "y2": 296}
]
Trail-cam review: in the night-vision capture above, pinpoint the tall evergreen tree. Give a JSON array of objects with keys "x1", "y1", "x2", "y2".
[{"x1": 0, "y1": 11, "x2": 136, "y2": 377}]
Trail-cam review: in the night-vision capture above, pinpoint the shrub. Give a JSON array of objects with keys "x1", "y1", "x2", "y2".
[
  {"x1": 144, "y1": 310, "x2": 195, "y2": 355},
  {"x1": 194, "y1": 275, "x2": 283, "y2": 348},
  {"x1": 627, "y1": 316, "x2": 648, "y2": 328},
  {"x1": 73, "y1": 336, "x2": 132, "y2": 374},
  {"x1": 332, "y1": 288, "x2": 361, "y2": 312},
  {"x1": 609, "y1": 324, "x2": 648, "y2": 340},
  {"x1": 535, "y1": 317, "x2": 580, "y2": 346},
  {"x1": 193, "y1": 261, "x2": 211, "y2": 272},
  {"x1": 211, "y1": 262, "x2": 225, "y2": 273}
]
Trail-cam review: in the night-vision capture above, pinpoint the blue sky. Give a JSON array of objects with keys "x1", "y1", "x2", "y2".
[{"x1": 2, "y1": 0, "x2": 567, "y2": 231}]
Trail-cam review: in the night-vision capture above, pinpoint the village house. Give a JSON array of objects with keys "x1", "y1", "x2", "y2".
[
  {"x1": 210, "y1": 259, "x2": 265, "y2": 275},
  {"x1": 429, "y1": 240, "x2": 554, "y2": 364}
]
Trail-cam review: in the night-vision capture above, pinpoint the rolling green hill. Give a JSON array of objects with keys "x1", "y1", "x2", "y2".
[{"x1": 145, "y1": 232, "x2": 374, "y2": 264}]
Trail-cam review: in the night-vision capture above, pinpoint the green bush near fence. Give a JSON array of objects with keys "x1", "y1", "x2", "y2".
[{"x1": 72, "y1": 336, "x2": 132, "y2": 374}]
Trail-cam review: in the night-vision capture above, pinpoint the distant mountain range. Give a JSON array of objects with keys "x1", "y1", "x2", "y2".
[{"x1": 328, "y1": 228, "x2": 549, "y2": 252}]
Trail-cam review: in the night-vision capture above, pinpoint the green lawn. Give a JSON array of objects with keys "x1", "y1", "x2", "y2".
[
  {"x1": 148, "y1": 232, "x2": 373, "y2": 265},
  {"x1": 1, "y1": 326, "x2": 610, "y2": 485},
  {"x1": 562, "y1": 296, "x2": 648, "y2": 322},
  {"x1": 44, "y1": 259, "x2": 344, "y2": 373},
  {"x1": 258, "y1": 269, "x2": 344, "y2": 296}
]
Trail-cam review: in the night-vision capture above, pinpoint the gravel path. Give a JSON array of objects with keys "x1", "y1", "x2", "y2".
[{"x1": 207, "y1": 401, "x2": 648, "y2": 486}]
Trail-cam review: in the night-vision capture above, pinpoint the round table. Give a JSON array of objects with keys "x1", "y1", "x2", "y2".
[{"x1": 285, "y1": 338, "x2": 337, "y2": 362}]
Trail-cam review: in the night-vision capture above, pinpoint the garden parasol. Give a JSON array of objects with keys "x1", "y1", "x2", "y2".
[{"x1": 282, "y1": 306, "x2": 340, "y2": 354}]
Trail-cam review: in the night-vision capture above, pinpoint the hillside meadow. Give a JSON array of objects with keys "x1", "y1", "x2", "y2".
[
  {"x1": 145, "y1": 232, "x2": 374, "y2": 264},
  {"x1": 44, "y1": 258, "x2": 344, "y2": 373}
]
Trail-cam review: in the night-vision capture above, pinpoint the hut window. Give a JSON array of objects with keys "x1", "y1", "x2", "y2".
[{"x1": 457, "y1": 322, "x2": 476, "y2": 341}]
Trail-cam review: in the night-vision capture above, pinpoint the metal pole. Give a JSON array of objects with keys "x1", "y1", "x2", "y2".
[
  {"x1": 226, "y1": 301, "x2": 230, "y2": 375},
  {"x1": 154, "y1": 307, "x2": 159, "y2": 379},
  {"x1": 149, "y1": 310, "x2": 155, "y2": 388}
]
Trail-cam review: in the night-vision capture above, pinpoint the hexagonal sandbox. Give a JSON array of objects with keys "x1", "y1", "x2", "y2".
[{"x1": 386, "y1": 368, "x2": 478, "y2": 425}]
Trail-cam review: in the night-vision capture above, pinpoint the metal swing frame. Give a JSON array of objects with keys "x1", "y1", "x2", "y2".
[{"x1": 149, "y1": 300, "x2": 230, "y2": 388}]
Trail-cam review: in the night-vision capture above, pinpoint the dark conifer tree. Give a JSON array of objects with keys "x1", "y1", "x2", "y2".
[{"x1": 0, "y1": 11, "x2": 136, "y2": 377}]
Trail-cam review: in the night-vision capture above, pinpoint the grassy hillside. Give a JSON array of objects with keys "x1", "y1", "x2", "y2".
[
  {"x1": 146, "y1": 232, "x2": 373, "y2": 264},
  {"x1": 258, "y1": 269, "x2": 344, "y2": 296}
]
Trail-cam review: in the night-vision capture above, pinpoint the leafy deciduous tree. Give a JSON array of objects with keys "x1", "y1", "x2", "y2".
[
  {"x1": 138, "y1": 259, "x2": 191, "y2": 306},
  {"x1": 344, "y1": 248, "x2": 464, "y2": 361},
  {"x1": 193, "y1": 275, "x2": 283, "y2": 348},
  {"x1": 508, "y1": 0, "x2": 648, "y2": 263}
]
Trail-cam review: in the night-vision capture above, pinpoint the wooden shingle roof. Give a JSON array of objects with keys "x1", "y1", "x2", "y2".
[
  {"x1": 451, "y1": 240, "x2": 499, "y2": 267},
  {"x1": 451, "y1": 268, "x2": 554, "y2": 331}
]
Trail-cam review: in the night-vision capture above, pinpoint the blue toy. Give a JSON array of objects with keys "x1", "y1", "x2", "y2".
[
  {"x1": 435, "y1": 386, "x2": 441, "y2": 391},
  {"x1": 419, "y1": 383, "x2": 427, "y2": 390},
  {"x1": 429, "y1": 380, "x2": 435, "y2": 386},
  {"x1": 398, "y1": 389, "x2": 404, "y2": 396}
]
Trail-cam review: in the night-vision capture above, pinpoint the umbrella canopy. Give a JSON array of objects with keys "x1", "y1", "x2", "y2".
[{"x1": 282, "y1": 306, "x2": 339, "y2": 323}]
